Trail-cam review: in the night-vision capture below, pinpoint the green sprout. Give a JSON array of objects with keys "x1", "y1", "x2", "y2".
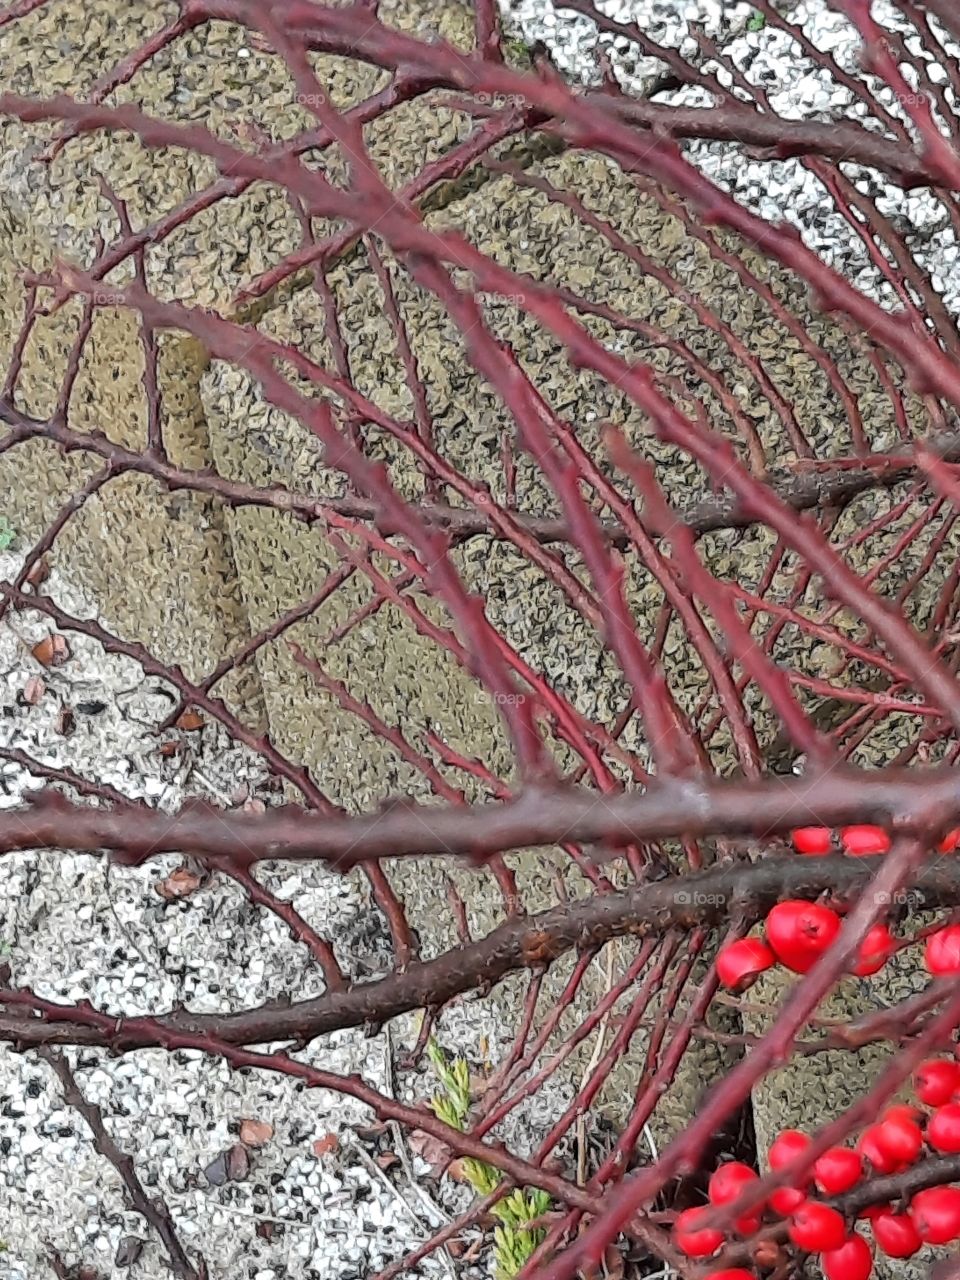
[
  {"x1": 503, "y1": 36, "x2": 533, "y2": 68},
  {"x1": 747, "y1": 10, "x2": 766, "y2": 31},
  {"x1": 427, "y1": 1038, "x2": 551, "y2": 1277},
  {"x1": 0, "y1": 517, "x2": 15, "y2": 551}
]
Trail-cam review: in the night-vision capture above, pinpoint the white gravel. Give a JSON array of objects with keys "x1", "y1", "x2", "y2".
[
  {"x1": 0, "y1": 547, "x2": 512, "y2": 1280},
  {"x1": 498, "y1": 0, "x2": 960, "y2": 315}
]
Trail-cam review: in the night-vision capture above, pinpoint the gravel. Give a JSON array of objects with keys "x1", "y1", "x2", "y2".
[
  {"x1": 498, "y1": 0, "x2": 960, "y2": 314},
  {"x1": 0, "y1": 547, "x2": 504, "y2": 1280}
]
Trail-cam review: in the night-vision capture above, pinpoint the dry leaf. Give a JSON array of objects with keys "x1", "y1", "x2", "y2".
[
  {"x1": 25, "y1": 558, "x2": 49, "y2": 589},
  {"x1": 175, "y1": 709, "x2": 204, "y2": 732},
  {"x1": 446, "y1": 1158, "x2": 470, "y2": 1183},
  {"x1": 407, "y1": 1128, "x2": 452, "y2": 1174},
  {"x1": 55, "y1": 705, "x2": 75, "y2": 737},
  {"x1": 375, "y1": 1151, "x2": 400, "y2": 1171},
  {"x1": 155, "y1": 867, "x2": 202, "y2": 900},
  {"x1": 32, "y1": 633, "x2": 69, "y2": 667},
  {"x1": 243, "y1": 796, "x2": 266, "y2": 814},
  {"x1": 21, "y1": 676, "x2": 45, "y2": 705},
  {"x1": 239, "y1": 1118, "x2": 273, "y2": 1148},
  {"x1": 158, "y1": 740, "x2": 182, "y2": 758},
  {"x1": 312, "y1": 1132, "x2": 339, "y2": 1158}
]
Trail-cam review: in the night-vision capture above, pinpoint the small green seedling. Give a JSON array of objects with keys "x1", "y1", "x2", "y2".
[
  {"x1": 0, "y1": 517, "x2": 15, "y2": 551},
  {"x1": 747, "y1": 10, "x2": 766, "y2": 31},
  {"x1": 427, "y1": 1038, "x2": 551, "y2": 1277}
]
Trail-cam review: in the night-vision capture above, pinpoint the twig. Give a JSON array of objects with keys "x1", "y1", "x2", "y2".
[{"x1": 37, "y1": 1048, "x2": 202, "y2": 1280}]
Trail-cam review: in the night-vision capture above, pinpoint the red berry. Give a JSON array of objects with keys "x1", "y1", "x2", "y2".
[
  {"x1": 871, "y1": 1112, "x2": 923, "y2": 1167},
  {"x1": 858, "y1": 1126, "x2": 907, "y2": 1175},
  {"x1": 840, "y1": 824, "x2": 891, "y2": 856},
  {"x1": 915, "y1": 1058, "x2": 960, "y2": 1107},
  {"x1": 912, "y1": 1186, "x2": 960, "y2": 1244},
  {"x1": 709, "y1": 1162, "x2": 758, "y2": 1204},
  {"x1": 883, "y1": 1103, "x2": 925, "y2": 1125},
  {"x1": 703, "y1": 1272, "x2": 757, "y2": 1280},
  {"x1": 926, "y1": 925, "x2": 960, "y2": 976},
  {"x1": 938, "y1": 827, "x2": 960, "y2": 853},
  {"x1": 673, "y1": 1206, "x2": 724, "y2": 1258},
  {"x1": 716, "y1": 938, "x2": 776, "y2": 992},
  {"x1": 814, "y1": 1146, "x2": 863, "y2": 1195},
  {"x1": 871, "y1": 1209, "x2": 922, "y2": 1257},
  {"x1": 858, "y1": 1202, "x2": 889, "y2": 1222},
  {"x1": 928, "y1": 1102, "x2": 960, "y2": 1153},
  {"x1": 765, "y1": 902, "x2": 841, "y2": 973},
  {"x1": 769, "y1": 1128, "x2": 811, "y2": 1173},
  {"x1": 770, "y1": 1185, "x2": 806, "y2": 1215},
  {"x1": 851, "y1": 924, "x2": 896, "y2": 977},
  {"x1": 788, "y1": 1200, "x2": 847, "y2": 1253},
  {"x1": 792, "y1": 826, "x2": 832, "y2": 855},
  {"x1": 707, "y1": 1161, "x2": 762, "y2": 1233},
  {"x1": 822, "y1": 1233, "x2": 873, "y2": 1280}
]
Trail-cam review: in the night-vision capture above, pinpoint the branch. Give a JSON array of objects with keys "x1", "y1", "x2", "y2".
[
  {"x1": 6, "y1": 404, "x2": 959, "y2": 543},
  {"x1": 583, "y1": 96, "x2": 949, "y2": 190},
  {"x1": 2, "y1": 767, "x2": 960, "y2": 870},
  {"x1": 4, "y1": 854, "x2": 960, "y2": 1051},
  {"x1": 38, "y1": 1049, "x2": 202, "y2": 1280}
]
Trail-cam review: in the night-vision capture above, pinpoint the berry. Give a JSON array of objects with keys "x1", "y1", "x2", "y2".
[
  {"x1": 765, "y1": 902, "x2": 841, "y2": 973},
  {"x1": 883, "y1": 1103, "x2": 924, "y2": 1125},
  {"x1": 851, "y1": 924, "x2": 896, "y2": 977},
  {"x1": 927, "y1": 1102, "x2": 960, "y2": 1153},
  {"x1": 709, "y1": 1161, "x2": 758, "y2": 1204},
  {"x1": 840, "y1": 824, "x2": 891, "y2": 856},
  {"x1": 792, "y1": 826, "x2": 832, "y2": 855},
  {"x1": 822, "y1": 1233, "x2": 873, "y2": 1280},
  {"x1": 926, "y1": 925, "x2": 960, "y2": 976},
  {"x1": 716, "y1": 938, "x2": 776, "y2": 992},
  {"x1": 858, "y1": 1203, "x2": 888, "y2": 1219},
  {"x1": 788, "y1": 1200, "x2": 847, "y2": 1253},
  {"x1": 914, "y1": 1058, "x2": 960, "y2": 1107},
  {"x1": 769, "y1": 1128, "x2": 811, "y2": 1173},
  {"x1": 938, "y1": 827, "x2": 960, "y2": 853},
  {"x1": 703, "y1": 1272, "x2": 757, "y2": 1280},
  {"x1": 912, "y1": 1186, "x2": 960, "y2": 1244},
  {"x1": 708, "y1": 1161, "x2": 762, "y2": 1234},
  {"x1": 871, "y1": 1209, "x2": 922, "y2": 1257},
  {"x1": 871, "y1": 1112, "x2": 923, "y2": 1167},
  {"x1": 770, "y1": 1185, "x2": 805, "y2": 1215},
  {"x1": 858, "y1": 1126, "x2": 907, "y2": 1175},
  {"x1": 814, "y1": 1146, "x2": 863, "y2": 1195},
  {"x1": 673, "y1": 1206, "x2": 724, "y2": 1258}
]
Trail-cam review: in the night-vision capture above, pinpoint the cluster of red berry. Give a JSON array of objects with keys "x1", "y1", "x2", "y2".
[
  {"x1": 790, "y1": 824, "x2": 960, "y2": 858},
  {"x1": 715, "y1": 824, "x2": 960, "y2": 991},
  {"x1": 672, "y1": 1053, "x2": 960, "y2": 1278}
]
